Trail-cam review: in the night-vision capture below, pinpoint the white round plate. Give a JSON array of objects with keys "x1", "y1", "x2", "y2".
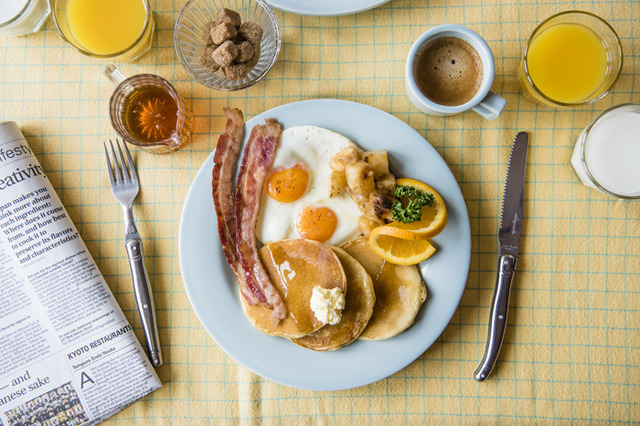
[
  {"x1": 266, "y1": 0, "x2": 390, "y2": 16},
  {"x1": 179, "y1": 99, "x2": 471, "y2": 391}
]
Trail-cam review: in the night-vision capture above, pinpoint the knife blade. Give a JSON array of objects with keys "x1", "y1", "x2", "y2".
[{"x1": 474, "y1": 131, "x2": 529, "y2": 382}]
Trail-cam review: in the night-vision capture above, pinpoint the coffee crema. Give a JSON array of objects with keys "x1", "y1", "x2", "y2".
[{"x1": 413, "y1": 36, "x2": 484, "y2": 106}]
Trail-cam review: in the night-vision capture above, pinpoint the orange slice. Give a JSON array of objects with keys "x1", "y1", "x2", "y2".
[
  {"x1": 368, "y1": 227, "x2": 437, "y2": 265},
  {"x1": 387, "y1": 178, "x2": 448, "y2": 240}
]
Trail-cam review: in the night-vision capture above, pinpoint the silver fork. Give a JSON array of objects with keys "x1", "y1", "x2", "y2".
[{"x1": 104, "y1": 139, "x2": 162, "y2": 368}]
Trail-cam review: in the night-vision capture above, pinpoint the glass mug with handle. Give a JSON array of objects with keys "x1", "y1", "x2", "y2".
[
  {"x1": 518, "y1": 11, "x2": 623, "y2": 108},
  {"x1": 105, "y1": 65, "x2": 193, "y2": 154}
]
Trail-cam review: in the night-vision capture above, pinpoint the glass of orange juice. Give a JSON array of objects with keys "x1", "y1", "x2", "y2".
[
  {"x1": 51, "y1": 0, "x2": 154, "y2": 62},
  {"x1": 518, "y1": 11, "x2": 622, "y2": 108}
]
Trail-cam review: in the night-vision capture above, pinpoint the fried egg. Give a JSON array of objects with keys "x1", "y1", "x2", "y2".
[{"x1": 256, "y1": 126, "x2": 362, "y2": 246}]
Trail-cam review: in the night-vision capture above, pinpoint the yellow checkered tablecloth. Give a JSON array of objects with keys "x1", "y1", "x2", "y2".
[{"x1": 1, "y1": 0, "x2": 639, "y2": 423}]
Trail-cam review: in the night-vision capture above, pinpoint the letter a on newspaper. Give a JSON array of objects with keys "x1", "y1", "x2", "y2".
[{"x1": 0, "y1": 122, "x2": 161, "y2": 425}]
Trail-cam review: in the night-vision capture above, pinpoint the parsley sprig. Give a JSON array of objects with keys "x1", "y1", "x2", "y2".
[{"x1": 391, "y1": 185, "x2": 434, "y2": 223}]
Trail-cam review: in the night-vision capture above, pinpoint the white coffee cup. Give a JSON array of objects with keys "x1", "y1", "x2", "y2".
[{"x1": 405, "y1": 25, "x2": 507, "y2": 120}]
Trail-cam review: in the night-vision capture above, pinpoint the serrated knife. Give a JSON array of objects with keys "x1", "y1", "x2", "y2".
[{"x1": 474, "y1": 131, "x2": 529, "y2": 382}]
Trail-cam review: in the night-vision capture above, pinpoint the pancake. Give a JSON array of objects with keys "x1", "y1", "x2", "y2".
[
  {"x1": 240, "y1": 239, "x2": 347, "y2": 338},
  {"x1": 341, "y1": 237, "x2": 426, "y2": 340},
  {"x1": 292, "y1": 246, "x2": 376, "y2": 351}
]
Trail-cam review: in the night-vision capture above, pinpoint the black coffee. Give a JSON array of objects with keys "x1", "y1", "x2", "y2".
[{"x1": 413, "y1": 37, "x2": 484, "y2": 106}]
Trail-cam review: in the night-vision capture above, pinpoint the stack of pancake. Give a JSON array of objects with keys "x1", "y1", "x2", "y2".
[{"x1": 240, "y1": 237, "x2": 427, "y2": 351}]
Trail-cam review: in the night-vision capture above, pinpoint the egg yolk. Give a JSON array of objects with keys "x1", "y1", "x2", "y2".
[
  {"x1": 267, "y1": 164, "x2": 309, "y2": 203},
  {"x1": 296, "y1": 206, "x2": 338, "y2": 243}
]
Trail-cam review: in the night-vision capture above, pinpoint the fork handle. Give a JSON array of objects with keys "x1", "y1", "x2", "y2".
[{"x1": 125, "y1": 238, "x2": 163, "y2": 368}]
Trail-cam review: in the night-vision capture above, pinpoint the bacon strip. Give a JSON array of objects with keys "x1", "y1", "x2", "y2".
[
  {"x1": 235, "y1": 119, "x2": 286, "y2": 321},
  {"x1": 212, "y1": 108, "x2": 244, "y2": 276}
]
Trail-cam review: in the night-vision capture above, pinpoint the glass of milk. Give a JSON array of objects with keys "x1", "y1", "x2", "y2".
[
  {"x1": 0, "y1": 0, "x2": 50, "y2": 37},
  {"x1": 571, "y1": 103, "x2": 640, "y2": 199}
]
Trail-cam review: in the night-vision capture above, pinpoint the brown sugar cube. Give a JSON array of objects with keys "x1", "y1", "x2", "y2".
[
  {"x1": 223, "y1": 63, "x2": 247, "y2": 79},
  {"x1": 235, "y1": 41, "x2": 255, "y2": 63},
  {"x1": 238, "y1": 21, "x2": 263, "y2": 46},
  {"x1": 215, "y1": 8, "x2": 241, "y2": 28},
  {"x1": 201, "y1": 20, "x2": 216, "y2": 45},
  {"x1": 210, "y1": 21, "x2": 237, "y2": 45},
  {"x1": 212, "y1": 40, "x2": 238, "y2": 67},
  {"x1": 199, "y1": 45, "x2": 220, "y2": 73},
  {"x1": 243, "y1": 47, "x2": 261, "y2": 69}
]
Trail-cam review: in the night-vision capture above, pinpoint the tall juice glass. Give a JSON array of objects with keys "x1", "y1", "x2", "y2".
[
  {"x1": 518, "y1": 11, "x2": 622, "y2": 108},
  {"x1": 51, "y1": 0, "x2": 154, "y2": 62}
]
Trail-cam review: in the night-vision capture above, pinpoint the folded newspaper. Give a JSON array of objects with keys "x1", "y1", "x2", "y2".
[{"x1": 0, "y1": 122, "x2": 161, "y2": 425}]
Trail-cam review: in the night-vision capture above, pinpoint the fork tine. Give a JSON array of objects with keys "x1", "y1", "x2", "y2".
[
  {"x1": 103, "y1": 141, "x2": 116, "y2": 186},
  {"x1": 109, "y1": 139, "x2": 124, "y2": 182},
  {"x1": 115, "y1": 139, "x2": 131, "y2": 182},
  {"x1": 121, "y1": 140, "x2": 138, "y2": 183}
]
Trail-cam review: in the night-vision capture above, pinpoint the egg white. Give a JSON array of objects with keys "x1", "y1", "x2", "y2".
[{"x1": 256, "y1": 125, "x2": 363, "y2": 246}]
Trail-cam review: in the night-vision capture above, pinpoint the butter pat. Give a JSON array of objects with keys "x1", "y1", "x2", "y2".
[{"x1": 310, "y1": 286, "x2": 345, "y2": 325}]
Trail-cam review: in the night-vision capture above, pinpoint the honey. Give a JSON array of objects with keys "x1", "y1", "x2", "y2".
[{"x1": 122, "y1": 85, "x2": 179, "y2": 143}]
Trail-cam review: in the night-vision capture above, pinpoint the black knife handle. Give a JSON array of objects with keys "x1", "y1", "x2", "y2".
[{"x1": 474, "y1": 254, "x2": 517, "y2": 382}]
